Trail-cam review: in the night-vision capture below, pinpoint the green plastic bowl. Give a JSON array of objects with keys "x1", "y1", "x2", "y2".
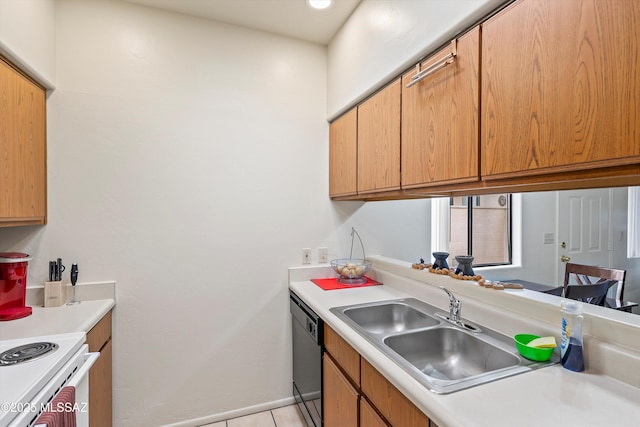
[{"x1": 514, "y1": 334, "x2": 555, "y2": 362}]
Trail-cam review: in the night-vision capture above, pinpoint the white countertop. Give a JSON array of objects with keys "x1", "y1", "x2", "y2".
[
  {"x1": 0, "y1": 299, "x2": 114, "y2": 340},
  {"x1": 0, "y1": 282, "x2": 115, "y2": 341},
  {"x1": 289, "y1": 266, "x2": 640, "y2": 427}
]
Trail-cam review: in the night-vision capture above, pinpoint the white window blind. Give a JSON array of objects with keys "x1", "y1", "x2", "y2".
[
  {"x1": 628, "y1": 186, "x2": 640, "y2": 258},
  {"x1": 431, "y1": 197, "x2": 450, "y2": 255}
]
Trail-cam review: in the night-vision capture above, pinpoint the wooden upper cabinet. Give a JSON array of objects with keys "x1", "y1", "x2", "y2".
[
  {"x1": 329, "y1": 108, "x2": 358, "y2": 197},
  {"x1": 0, "y1": 57, "x2": 47, "y2": 227},
  {"x1": 401, "y1": 27, "x2": 480, "y2": 189},
  {"x1": 357, "y1": 79, "x2": 401, "y2": 193},
  {"x1": 482, "y1": 0, "x2": 640, "y2": 179}
]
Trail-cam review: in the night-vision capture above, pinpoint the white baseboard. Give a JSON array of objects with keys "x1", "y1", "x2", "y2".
[{"x1": 161, "y1": 396, "x2": 298, "y2": 427}]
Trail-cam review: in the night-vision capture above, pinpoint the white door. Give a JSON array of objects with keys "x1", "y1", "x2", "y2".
[{"x1": 557, "y1": 188, "x2": 613, "y2": 284}]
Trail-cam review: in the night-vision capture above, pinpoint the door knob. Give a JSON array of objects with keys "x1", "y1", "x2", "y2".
[
  {"x1": 561, "y1": 255, "x2": 571, "y2": 263},
  {"x1": 560, "y1": 242, "x2": 567, "y2": 249}
]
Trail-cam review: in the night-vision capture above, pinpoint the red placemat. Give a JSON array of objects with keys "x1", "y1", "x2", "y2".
[{"x1": 311, "y1": 277, "x2": 382, "y2": 290}]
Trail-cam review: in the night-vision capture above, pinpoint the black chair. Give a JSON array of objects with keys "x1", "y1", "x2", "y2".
[
  {"x1": 564, "y1": 281, "x2": 616, "y2": 306},
  {"x1": 545, "y1": 286, "x2": 564, "y2": 297},
  {"x1": 563, "y1": 263, "x2": 627, "y2": 300}
]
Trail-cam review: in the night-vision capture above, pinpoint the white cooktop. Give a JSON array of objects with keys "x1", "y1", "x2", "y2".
[{"x1": 0, "y1": 332, "x2": 85, "y2": 427}]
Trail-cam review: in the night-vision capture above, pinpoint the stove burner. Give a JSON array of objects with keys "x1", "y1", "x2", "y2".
[{"x1": 0, "y1": 342, "x2": 59, "y2": 366}]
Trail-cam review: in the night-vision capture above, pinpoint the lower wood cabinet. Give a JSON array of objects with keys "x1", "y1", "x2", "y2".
[
  {"x1": 360, "y1": 397, "x2": 389, "y2": 427},
  {"x1": 361, "y1": 358, "x2": 429, "y2": 427},
  {"x1": 324, "y1": 325, "x2": 430, "y2": 427},
  {"x1": 87, "y1": 310, "x2": 113, "y2": 427},
  {"x1": 323, "y1": 354, "x2": 359, "y2": 427},
  {"x1": 324, "y1": 322, "x2": 360, "y2": 384}
]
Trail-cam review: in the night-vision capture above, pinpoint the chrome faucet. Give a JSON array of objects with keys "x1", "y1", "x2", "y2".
[
  {"x1": 437, "y1": 287, "x2": 480, "y2": 332},
  {"x1": 440, "y1": 286, "x2": 462, "y2": 323}
]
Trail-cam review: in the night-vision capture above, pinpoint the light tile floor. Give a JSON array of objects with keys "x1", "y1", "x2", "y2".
[{"x1": 200, "y1": 404, "x2": 307, "y2": 427}]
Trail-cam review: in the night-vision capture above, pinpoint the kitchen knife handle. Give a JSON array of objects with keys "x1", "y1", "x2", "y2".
[
  {"x1": 70, "y1": 263, "x2": 78, "y2": 286},
  {"x1": 56, "y1": 258, "x2": 65, "y2": 281}
]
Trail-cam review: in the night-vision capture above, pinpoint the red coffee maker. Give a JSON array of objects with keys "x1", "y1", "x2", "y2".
[{"x1": 0, "y1": 252, "x2": 33, "y2": 320}]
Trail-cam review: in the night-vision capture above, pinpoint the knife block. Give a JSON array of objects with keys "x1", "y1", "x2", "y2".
[{"x1": 44, "y1": 280, "x2": 64, "y2": 307}]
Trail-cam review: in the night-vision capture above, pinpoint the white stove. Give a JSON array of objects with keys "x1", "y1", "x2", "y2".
[{"x1": 0, "y1": 332, "x2": 96, "y2": 427}]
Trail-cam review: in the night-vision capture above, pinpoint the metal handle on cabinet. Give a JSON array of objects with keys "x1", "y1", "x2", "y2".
[{"x1": 406, "y1": 39, "x2": 457, "y2": 88}]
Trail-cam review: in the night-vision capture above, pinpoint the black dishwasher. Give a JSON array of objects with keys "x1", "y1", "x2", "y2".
[{"x1": 290, "y1": 290, "x2": 323, "y2": 426}]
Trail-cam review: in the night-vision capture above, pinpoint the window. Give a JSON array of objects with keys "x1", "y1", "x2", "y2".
[{"x1": 432, "y1": 194, "x2": 513, "y2": 268}]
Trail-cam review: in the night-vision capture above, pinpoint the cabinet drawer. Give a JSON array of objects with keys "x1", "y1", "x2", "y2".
[
  {"x1": 324, "y1": 325, "x2": 360, "y2": 385},
  {"x1": 87, "y1": 310, "x2": 112, "y2": 352},
  {"x1": 361, "y1": 358, "x2": 429, "y2": 427}
]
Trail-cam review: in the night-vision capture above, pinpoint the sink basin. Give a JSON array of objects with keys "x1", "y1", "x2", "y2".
[
  {"x1": 343, "y1": 302, "x2": 439, "y2": 334},
  {"x1": 330, "y1": 298, "x2": 559, "y2": 394},
  {"x1": 384, "y1": 327, "x2": 520, "y2": 380}
]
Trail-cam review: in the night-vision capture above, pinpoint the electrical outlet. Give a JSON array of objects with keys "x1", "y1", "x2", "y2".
[
  {"x1": 302, "y1": 248, "x2": 312, "y2": 264},
  {"x1": 318, "y1": 247, "x2": 328, "y2": 263}
]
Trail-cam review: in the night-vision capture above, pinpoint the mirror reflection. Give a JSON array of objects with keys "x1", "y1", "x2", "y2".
[{"x1": 372, "y1": 187, "x2": 640, "y2": 315}]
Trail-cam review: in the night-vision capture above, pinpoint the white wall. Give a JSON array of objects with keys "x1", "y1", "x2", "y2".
[
  {"x1": 50, "y1": 1, "x2": 326, "y2": 424},
  {"x1": 0, "y1": 0, "x2": 429, "y2": 425},
  {"x1": 0, "y1": 0, "x2": 56, "y2": 87},
  {"x1": 335, "y1": 199, "x2": 432, "y2": 263},
  {"x1": 611, "y1": 188, "x2": 640, "y2": 306},
  {"x1": 327, "y1": 0, "x2": 507, "y2": 119}
]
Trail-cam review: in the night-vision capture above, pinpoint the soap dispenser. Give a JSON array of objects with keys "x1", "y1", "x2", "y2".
[{"x1": 560, "y1": 300, "x2": 585, "y2": 372}]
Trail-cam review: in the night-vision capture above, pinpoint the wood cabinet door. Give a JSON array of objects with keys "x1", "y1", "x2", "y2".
[
  {"x1": 329, "y1": 108, "x2": 358, "y2": 197},
  {"x1": 89, "y1": 338, "x2": 112, "y2": 427},
  {"x1": 0, "y1": 57, "x2": 47, "y2": 226},
  {"x1": 324, "y1": 324, "x2": 360, "y2": 385},
  {"x1": 401, "y1": 27, "x2": 480, "y2": 189},
  {"x1": 323, "y1": 354, "x2": 359, "y2": 427},
  {"x1": 87, "y1": 311, "x2": 112, "y2": 352},
  {"x1": 357, "y1": 79, "x2": 401, "y2": 193},
  {"x1": 87, "y1": 310, "x2": 112, "y2": 427},
  {"x1": 482, "y1": 0, "x2": 640, "y2": 179},
  {"x1": 360, "y1": 397, "x2": 389, "y2": 427},
  {"x1": 361, "y1": 359, "x2": 429, "y2": 427}
]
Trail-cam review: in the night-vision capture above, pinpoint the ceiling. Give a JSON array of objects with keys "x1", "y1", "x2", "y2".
[{"x1": 124, "y1": 0, "x2": 362, "y2": 45}]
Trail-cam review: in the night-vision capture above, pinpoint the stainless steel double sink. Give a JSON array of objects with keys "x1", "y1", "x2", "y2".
[{"x1": 330, "y1": 298, "x2": 559, "y2": 394}]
